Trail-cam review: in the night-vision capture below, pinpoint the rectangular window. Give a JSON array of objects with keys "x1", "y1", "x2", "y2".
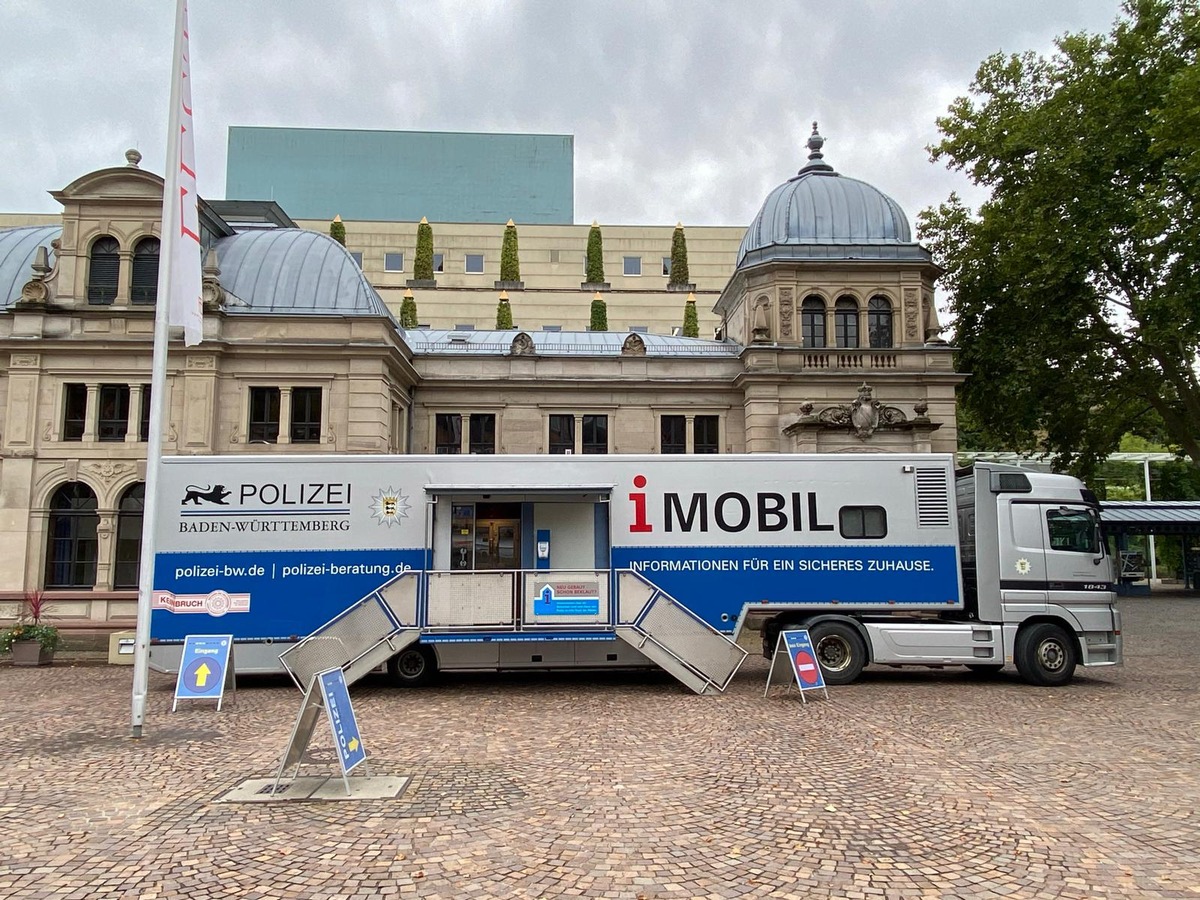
[
  {"x1": 465, "y1": 253, "x2": 484, "y2": 274},
  {"x1": 661, "y1": 415, "x2": 686, "y2": 454},
  {"x1": 469, "y1": 414, "x2": 496, "y2": 454},
  {"x1": 541, "y1": 325, "x2": 561, "y2": 332},
  {"x1": 454, "y1": 324, "x2": 475, "y2": 331},
  {"x1": 694, "y1": 415, "x2": 720, "y2": 454},
  {"x1": 97, "y1": 384, "x2": 130, "y2": 442},
  {"x1": 350, "y1": 252, "x2": 363, "y2": 268},
  {"x1": 840, "y1": 506, "x2": 888, "y2": 539},
  {"x1": 290, "y1": 387, "x2": 322, "y2": 444},
  {"x1": 582, "y1": 414, "x2": 608, "y2": 454},
  {"x1": 1047, "y1": 508, "x2": 1101, "y2": 554},
  {"x1": 63, "y1": 383, "x2": 87, "y2": 441},
  {"x1": 548, "y1": 414, "x2": 574, "y2": 454},
  {"x1": 435, "y1": 413, "x2": 462, "y2": 454},
  {"x1": 623, "y1": 256, "x2": 641, "y2": 276},
  {"x1": 432, "y1": 252, "x2": 445, "y2": 273},
  {"x1": 549, "y1": 249, "x2": 560, "y2": 264},
  {"x1": 384, "y1": 252, "x2": 404, "y2": 272},
  {"x1": 139, "y1": 384, "x2": 152, "y2": 441},
  {"x1": 662, "y1": 257, "x2": 672, "y2": 276},
  {"x1": 248, "y1": 387, "x2": 281, "y2": 443},
  {"x1": 629, "y1": 325, "x2": 648, "y2": 333}
]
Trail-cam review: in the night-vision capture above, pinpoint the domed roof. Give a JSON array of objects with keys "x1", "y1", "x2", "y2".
[
  {"x1": 213, "y1": 228, "x2": 392, "y2": 318},
  {"x1": 0, "y1": 225, "x2": 60, "y2": 309},
  {"x1": 735, "y1": 124, "x2": 922, "y2": 269}
]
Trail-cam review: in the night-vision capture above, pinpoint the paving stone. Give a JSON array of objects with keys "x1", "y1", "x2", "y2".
[{"x1": 0, "y1": 596, "x2": 1198, "y2": 897}]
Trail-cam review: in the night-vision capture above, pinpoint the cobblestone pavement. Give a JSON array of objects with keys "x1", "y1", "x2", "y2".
[{"x1": 1, "y1": 597, "x2": 1198, "y2": 899}]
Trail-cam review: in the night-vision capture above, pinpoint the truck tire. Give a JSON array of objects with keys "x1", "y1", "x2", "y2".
[
  {"x1": 809, "y1": 621, "x2": 868, "y2": 685},
  {"x1": 387, "y1": 644, "x2": 437, "y2": 687},
  {"x1": 1014, "y1": 623, "x2": 1077, "y2": 687}
]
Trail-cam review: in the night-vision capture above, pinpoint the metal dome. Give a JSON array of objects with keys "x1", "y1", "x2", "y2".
[
  {"x1": 735, "y1": 125, "x2": 921, "y2": 270},
  {"x1": 0, "y1": 225, "x2": 60, "y2": 308},
  {"x1": 213, "y1": 228, "x2": 391, "y2": 317}
]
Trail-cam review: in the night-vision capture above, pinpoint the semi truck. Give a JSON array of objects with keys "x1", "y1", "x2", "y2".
[{"x1": 148, "y1": 453, "x2": 1122, "y2": 692}]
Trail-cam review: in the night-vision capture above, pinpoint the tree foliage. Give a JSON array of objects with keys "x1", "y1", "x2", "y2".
[
  {"x1": 669, "y1": 223, "x2": 690, "y2": 285},
  {"x1": 400, "y1": 291, "x2": 418, "y2": 329},
  {"x1": 681, "y1": 294, "x2": 699, "y2": 338},
  {"x1": 329, "y1": 215, "x2": 346, "y2": 246},
  {"x1": 919, "y1": 0, "x2": 1200, "y2": 477},
  {"x1": 496, "y1": 294, "x2": 513, "y2": 329},
  {"x1": 414, "y1": 217, "x2": 434, "y2": 280},
  {"x1": 589, "y1": 292, "x2": 608, "y2": 332},
  {"x1": 500, "y1": 219, "x2": 520, "y2": 282},
  {"x1": 585, "y1": 222, "x2": 605, "y2": 283}
]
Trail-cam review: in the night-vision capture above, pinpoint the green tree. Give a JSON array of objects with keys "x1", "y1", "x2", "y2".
[
  {"x1": 589, "y1": 291, "x2": 608, "y2": 332},
  {"x1": 329, "y1": 215, "x2": 346, "y2": 246},
  {"x1": 585, "y1": 221, "x2": 605, "y2": 284},
  {"x1": 400, "y1": 288, "x2": 418, "y2": 328},
  {"x1": 918, "y1": 0, "x2": 1200, "y2": 478},
  {"x1": 681, "y1": 292, "x2": 699, "y2": 338},
  {"x1": 500, "y1": 219, "x2": 520, "y2": 282},
  {"x1": 496, "y1": 291, "x2": 513, "y2": 329},
  {"x1": 414, "y1": 217, "x2": 434, "y2": 280},
  {"x1": 669, "y1": 222, "x2": 690, "y2": 286}
]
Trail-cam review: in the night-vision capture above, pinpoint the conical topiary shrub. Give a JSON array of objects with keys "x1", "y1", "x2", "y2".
[
  {"x1": 414, "y1": 217, "x2": 434, "y2": 280},
  {"x1": 669, "y1": 222, "x2": 690, "y2": 286},
  {"x1": 329, "y1": 214, "x2": 346, "y2": 246},
  {"x1": 496, "y1": 291, "x2": 513, "y2": 329},
  {"x1": 682, "y1": 292, "x2": 699, "y2": 338},
  {"x1": 585, "y1": 221, "x2": 605, "y2": 285},
  {"x1": 589, "y1": 291, "x2": 608, "y2": 332},
  {"x1": 400, "y1": 288, "x2": 419, "y2": 328},
  {"x1": 500, "y1": 219, "x2": 520, "y2": 283}
]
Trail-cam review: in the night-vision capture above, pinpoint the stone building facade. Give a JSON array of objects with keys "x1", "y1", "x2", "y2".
[{"x1": 0, "y1": 128, "x2": 961, "y2": 634}]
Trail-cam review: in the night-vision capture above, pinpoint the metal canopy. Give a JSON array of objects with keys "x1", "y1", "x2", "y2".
[{"x1": 1100, "y1": 501, "x2": 1200, "y2": 535}]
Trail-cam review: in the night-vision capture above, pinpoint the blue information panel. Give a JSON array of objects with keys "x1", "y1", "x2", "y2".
[
  {"x1": 173, "y1": 635, "x2": 234, "y2": 709},
  {"x1": 782, "y1": 629, "x2": 827, "y2": 692},
  {"x1": 317, "y1": 668, "x2": 367, "y2": 774}
]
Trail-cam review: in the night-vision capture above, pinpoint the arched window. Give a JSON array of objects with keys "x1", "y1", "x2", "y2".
[
  {"x1": 835, "y1": 296, "x2": 859, "y2": 348},
  {"x1": 44, "y1": 482, "x2": 99, "y2": 588},
  {"x1": 868, "y1": 296, "x2": 893, "y2": 348},
  {"x1": 130, "y1": 237, "x2": 160, "y2": 305},
  {"x1": 113, "y1": 483, "x2": 145, "y2": 589},
  {"x1": 87, "y1": 236, "x2": 120, "y2": 305},
  {"x1": 801, "y1": 296, "x2": 826, "y2": 348}
]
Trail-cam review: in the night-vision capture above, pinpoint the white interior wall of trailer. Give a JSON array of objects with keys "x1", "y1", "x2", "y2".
[{"x1": 534, "y1": 502, "x2": 597, "y2": 569}]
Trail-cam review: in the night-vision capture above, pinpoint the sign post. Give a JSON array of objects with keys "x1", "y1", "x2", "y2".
[
  {"x1": 764, "y1": 628, "x2": 829, "y2": 703},
  {"x1": 274, "y1": 667, "x2": 369, "y2": 796},
  {"x1": 172, "y1": 634, "x2": 236, "y2": 712}
]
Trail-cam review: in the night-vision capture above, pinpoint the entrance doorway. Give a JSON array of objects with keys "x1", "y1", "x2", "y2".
[{"x1": 450, "y1": 502, "x2": 522, "y2": 570}]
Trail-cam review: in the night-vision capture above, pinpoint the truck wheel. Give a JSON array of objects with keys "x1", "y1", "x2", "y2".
[
  {"x1": 809, "y1": 621, "x2": 867, "y2": 685},
  {"x1": 387, "y1": 644, "x2": 437, "y2": 687},
  {"x1": 1015, "y1": 623, "x2": 1077, "y2": 687}
]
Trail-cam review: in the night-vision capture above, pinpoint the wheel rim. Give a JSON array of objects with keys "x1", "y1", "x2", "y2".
[
  {"x1": 815, "y1": 634, "x2": 852, "y2": 672},
  {"x1": 397, "y1": 650, "x2": 426, "y2": 678},
  {"x1": 1036, "y1": 638, "x2": 1067, "y2": 673}
]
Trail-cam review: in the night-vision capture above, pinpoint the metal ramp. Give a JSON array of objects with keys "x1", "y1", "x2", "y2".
[
  {"x1": 615, "y1": 569, "x2": 747, "y2": 694},
  {"x1": 279, "y1": 572, "x2": 421, "y2": 691}
]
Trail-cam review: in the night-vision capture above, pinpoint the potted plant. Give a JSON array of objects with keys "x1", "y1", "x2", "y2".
[
  {"x1": 582, "y1": 221, "x2": 609, "y2": 290},
  {"x1": 1, "y1": 589, "x2": 60, "y2": 666},
  {"x1": 496, "y1": 219, "x2": 524, "y2": 290}
]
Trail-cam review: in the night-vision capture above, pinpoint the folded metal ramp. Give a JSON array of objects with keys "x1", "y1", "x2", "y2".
[
  {"x1": 279, "y1": 572, "x2": 420, "y2": 691},
  {"x1": 615, "y1": 570, "x2": 747, "y2": 695}
]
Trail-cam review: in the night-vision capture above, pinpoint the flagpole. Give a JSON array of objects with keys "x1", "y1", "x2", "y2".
[{"x1": 131, "y1": 0, "x2": 189, "y2": 738}]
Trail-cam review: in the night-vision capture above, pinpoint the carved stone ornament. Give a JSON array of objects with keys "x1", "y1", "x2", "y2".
[
  {"x1": 794, "y1": 383, "x2": 918, "y2": 441},
  {"x1": 904, "y1": 288, "x2": 919, "y2": 339},
  {"x1": 17, "y1": 245, "x2": 54, "y2": 305},
  {"x1": 510, "y1": 331, "x2": 536, "y2": 356},
  {"x1": 752, "y1": 297, "x2": 771, "y2": 343},
  {"x1": 202, "y1": 249, "x2": 226, "y2": 310},
  {"x1": 621, "y1": 333, "x2": 646, "y2": 356},
  {"x1": 779, "y1": 288, "x2": 793, "y2": 338},
  {"x1": 84, "y1": 461, "x2": 133, "y2": 484},
  {"x1": 10, "y1": 354, "x2": 40, "y2": 368},
  {"x1": 186, "y1": 356, "x2": 216, "y2": 369}
]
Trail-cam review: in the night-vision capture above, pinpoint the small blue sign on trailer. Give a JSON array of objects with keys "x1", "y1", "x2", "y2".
[
  {"x1": 317, "y1": 668, "x2": 367, "y2": 775},
  {"x1": 173, "y1": 634, "x2": 235, "y2": 711}
]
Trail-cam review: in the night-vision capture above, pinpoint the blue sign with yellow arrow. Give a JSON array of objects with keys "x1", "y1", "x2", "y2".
[
  {"x1": 317, "y1": 668, "x2": 367, "y2": 774},
  {"x1": 173, "y1": 634, "x2": 234, "y2": 711}
]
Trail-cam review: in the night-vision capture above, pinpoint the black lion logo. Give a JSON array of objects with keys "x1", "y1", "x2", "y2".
[{"x1": 182, "y1": 484, "x2": 232, "y2": 506}]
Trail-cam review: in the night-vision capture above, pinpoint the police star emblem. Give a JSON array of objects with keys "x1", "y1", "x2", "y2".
[
  {"x1": 1014, "y1": 558, "x2": 1032, "y2": 575},
  {"x1": 371, "y1": 487, "x2": 411, "y2": 527}
]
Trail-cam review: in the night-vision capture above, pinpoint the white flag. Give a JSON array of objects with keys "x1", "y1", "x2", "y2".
[{"x1": 161, "y1": 0, "x2": 203, "y2": 346}]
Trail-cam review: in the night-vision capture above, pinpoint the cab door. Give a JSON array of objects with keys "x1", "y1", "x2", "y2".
[
  {"x1": 1041, "y1": 505, "x2": 1111, "y2": 603},
  {"x1": 998, "y1": 500, "x2": 1048, "y2": 613}
]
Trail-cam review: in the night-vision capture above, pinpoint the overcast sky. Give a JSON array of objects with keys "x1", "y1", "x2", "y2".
[{"x1": 2, "y1": 0, "x2": 1124, "y2": 231}]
